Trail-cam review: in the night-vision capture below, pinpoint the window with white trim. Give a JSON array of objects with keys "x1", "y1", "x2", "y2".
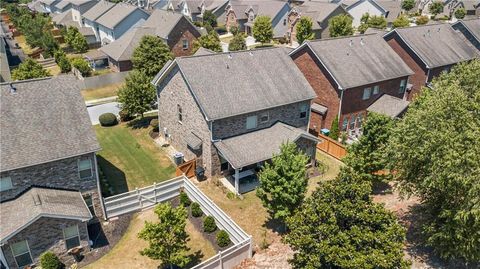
[
  {"x1": 399, "y1": 79, "x2": 407, "y2": 93},
  {"x1": 246, "y1": 115, "x2": 257, "y2": 129},
  {"x1": 0, "y1": 177, "x2": 13, "y2": 191},
  {"x1": 11, "y1": 240, "x2": 32, "y2": 268},
  {"x1": 63, "y1": 225, "x2": 81, "y2": 250},
  {"x1": 362, "y1": 87, "x2": 372, "y2": 100},
  {"x1": 259, "y1": 113, "x2": 269, "y2": 123},
  {"x1": 182, "y1": 39, "x2": 188, "y2": 50},
  {"x1": 373, "y1": 85, "x2": 380, "y2": 95},
  {"x1": 78, "y1": 159, "x2": 93, "y2": 180},
  {"x1": 299, "y1": 104, "x2": 308, "y2": 118},
  {"x1": 356, "y1": 114, "x2": 363, "y2": 129}
]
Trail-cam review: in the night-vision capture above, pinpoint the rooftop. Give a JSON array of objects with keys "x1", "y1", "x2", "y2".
[
  {"x1": 96, "y1": 3, "x2": 146, "y2": 29},
  {"x1": 455, "y1": 18, "x2": 480, "y2": 44},
  {"x1": 367, "y1": 94, "x2": 410, "y2": 118},
  {"x1": 82, "y1": 0, "x2": 115, "y2": 22},
  {"x1": 100, "y1": 27, "x2": 156, "y2": 61},
  {"x1": 293, "y1": 2, "x2": 345, "y2": 30},
  {"x1": 143, "y1": 9, "x2": 199, "y2": 39},
  {"x1": 227, "y1": 0, "x2": 288, "y2": 20}
]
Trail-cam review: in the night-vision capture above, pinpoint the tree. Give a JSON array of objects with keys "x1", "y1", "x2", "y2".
[
  {"x1": 328, "y1": 14, "x2": 354, "y2": 37},
  {"x1": 71, "y1": 57, "x2": 91, "y2": 77},
  {"x1": 393, "y1": 14, "x2": 410, "y2": 28},
  {"x1": 416, "y1": 15, "x2": 429, "y2": 25},
  {"x1": 132, "y1": 35, "x2": 173, "y2": 78},
  {"x1": 252, "y1": 16, "x2": 273, "y2": 44},
  {"x1": 296, "y1": 17, "x2": 315, "y2": 44},
  {"x1": 367, "y1": 15, "x2": 388, "y2": 29},
  {"x1": 388, "y1": 60, "x2": 480, "y2": 263},
  {"x1": 402, "y1": 0, "x2": 415, "y2": 11},
  {"x1": 429, "y1": 1, "x2": 444, "y2": 16},
  {"x1": 193, "y1": 31, "x2": 222, "y2": 52},
  {"x1": 65, "y1": 26, "x2": 88, "y2": 53},
  {"x1": 228, "y1": 33, "x2": 246, "y2": 51},
  {"x1": 256, "y1": 142, "x2": 309, "y2": 227},
  {"x1": 118, "y1": 70, "x2": 157, "y2": 118},
  {"x1": 138, "y1": 203, "x2": 189, "y2": 269},
  {"x1": 12, "y1": 58, "x2": 50, "y2": 80},
  {"x1": 330, "y1": 116, "x2": 340, "y2": 140},
  {"x1": 343, "y1": 112, "x2": 395, "y2": 184},
  {"x1": 54, "y1": 50, "x2": 71, "y2": 73},
  {"x1": 454, "y1": 8, "x2": 466, "y2": 19},
  {"x1": 285, "y1": 169, "x2": 409, "y2": 269},
  {"x1": 202, "y1": 10, "x2": 217, "y2": 28}
]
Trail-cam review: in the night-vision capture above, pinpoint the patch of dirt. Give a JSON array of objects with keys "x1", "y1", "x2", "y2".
[{"x1": 237, "y1": 236, "x2": 293, "y2": 269}]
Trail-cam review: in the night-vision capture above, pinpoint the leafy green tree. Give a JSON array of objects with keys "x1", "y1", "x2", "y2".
[
  {"x1": 202, "y1": 10, "x2": 217, "y2": 28},
  {"x1": 328, "y1": 14, "x2": 354, "y2": 37},
  {"x1": 228, "y1": 33, "x2": 246, "y2": 51},
  {"x1": 285, "y1": 169, "x2": 409, "y2": 269},
  {"x1": 70, "y1": 57, "x2": 91, "y2": 77},
  {"x1": 65, "y1": 26, "x2": 88, "y2": 53},
  {"x1": 402, "y1": 0, "x2": 415, "y2": 11},
  {"x1": 40, "y1": 32, "x2": 59, "y2": 57},
  {"x1": 296, "y1": 17, "x2": 315, "y2": 44},
  {"x1": 229, "y1": 25, "x2": 239, "y2": 35},
  {"x1": 193, "y1": 31, "x2": 222, "y2": 52},
  {"x1": 416, "y1": 15, "x2": 429, "y2": 25},
  {"x1": 132, "y1": 35, "x2": 173, "y2": 78},
  {"x1": 388, "y1": 60, "x2": 480, "y2": 263},
  {"x1": 12, "y1": 58, "x2": 50, "y2": 80},
  {"x1": 429, "y1": 1, "x2": 444, "y2": 16},
  {"x1": 393, "y1": 14, "x2": 410, "y2": 28},
  {"x1": 252, "y1": 15, "x2": 273, "y2": 44},
  {"x1": 138, "y1": 203, "x2": 190, "y2": 269},
  {"x1": 256, "y1": 142, "x2": 309, "y2": 227},
  {"x1": 54, "y1": 50, "x2": 71, "y2": 73},
  {"x1": 367, "y1": 15, "x2": 388, "y2": 29},
  {"x1": 343, "y1": 112, "x2": 394, "y2": 184},
  {"x1": 454, "y1": 8, "x2": 466, "y2": 19},
  {"x1": 329, "y1": 116, "x2": 340, "y2": 140},
  {"x1": 118, "y1": 70, "x2": 156, "y2": 118}
]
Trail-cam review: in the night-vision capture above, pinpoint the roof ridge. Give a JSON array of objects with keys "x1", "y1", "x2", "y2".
[
  {"x1": 178, "y1": 46, "x2": 281, "y2": 60},
  {"x1": 0, "y1": 76, "x2": 52, "y2": 86},
  {"x1": 0, "y1": 184, "x2": 79, "y2": 203},
  {"x1": 307, "y1": 33, "x2": 378, "y2": 43}
]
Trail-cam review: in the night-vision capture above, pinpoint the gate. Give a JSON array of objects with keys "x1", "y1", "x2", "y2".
[
  {"x1": 176, "y1": 159, "x2": 196, "y2": 178},
  {"x1": 316, "y1": 133, "x2": 347, "y2": 160}
]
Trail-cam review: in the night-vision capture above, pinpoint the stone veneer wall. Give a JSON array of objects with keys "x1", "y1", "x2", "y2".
[{"x1": 1, "y1": 218, "x2": 89, "y2": 268}]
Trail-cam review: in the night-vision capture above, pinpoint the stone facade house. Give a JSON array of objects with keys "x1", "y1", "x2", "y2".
[
  {"x1": 290, "y1": 34, "x2": 414, "y2": 139},
  {"x1": 0, "y1": 76, "x2": 103, "y2": 268},
  {"x1": 384, "y1": 23, "x2": 480, "y2": 100},
  {"x1": 453, "y1": 18, "x2": 480, "y2": 51},
  {"x1": 153, "y1": 48, "x2": 319, "y2": 194}
]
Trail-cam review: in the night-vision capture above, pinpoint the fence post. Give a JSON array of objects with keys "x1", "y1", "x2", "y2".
[
  {"x1": 248, "y1": 236, "x2": 253, "y2": 258},
  {"x1": 219, "y1": 251, "x2": 223, "y2": 269},
  {"x1": 153, "y1": 182, "x2": 157, "y2": 203}
]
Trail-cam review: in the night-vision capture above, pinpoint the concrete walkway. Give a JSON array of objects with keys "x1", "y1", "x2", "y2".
[{"x1": 87, "y1": 102, "x2": 121, "y2": 125}]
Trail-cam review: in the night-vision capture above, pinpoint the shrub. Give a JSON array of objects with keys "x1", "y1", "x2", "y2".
[
  {"x1": 119, "y1": 109, "x2": 134, "y2": 122},
  {"x1": 179, "y1": 191, "x2": 191, "y2": 207},
  {"x1": 150, "y1": 119, "x2": 159, "y2": 132},
  {"x1": 216, "y1": 230, "x2": 231, "y2": 247},
  {"x1": 229, "y1": 25, "x2": 239, "y2": 35},
  {"x1": 416, "y1": 15, "x2": 429, "y2": 25},
  {"x1": 71, "y1": 57, "x2": 91, "y2": 77},
  {"x1": 40, "y1": 252, "x2": 62, "y2": 269},
  {"x1": 99, "y1": 113, "x2": 118, "y2": 127},
  {"x1": 191, "y1": 202, "x2": 203, "y2": 217},
  {"x1": 54, "y1": 50, "x2": 71, "y2": 73},
  {"x1": 203, "y1": 216, "x2": 217, "y2": 233}
]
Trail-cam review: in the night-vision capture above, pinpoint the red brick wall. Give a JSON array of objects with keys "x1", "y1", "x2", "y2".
[{"x1": 167, "y1": 17, "x2": 201, "y2": 57}]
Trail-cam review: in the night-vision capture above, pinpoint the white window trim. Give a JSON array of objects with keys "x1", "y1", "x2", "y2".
[
  {"x1": 78, "y1": 158, "x2": 93, "y2": 180},
  {"x1": 63, "y1": 225, "x2": 81, "y2": 250},
  {"x1": 373, "y1": 85, "x2": 380, "y2": 95},
  {"x1": 10, "y1": 240, "x2": 33, "y2": 268},
  {"x1": 182, "y1": 39, "x2": 189, "y2": 50},
  {"x1": 0, "y1": 176, "x2": 13, "y2": 192}
]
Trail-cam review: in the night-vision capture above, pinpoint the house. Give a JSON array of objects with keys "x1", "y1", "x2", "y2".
[
  {"x1": 0, "y1": 76, "x2": 104, "y2": 268},
  {"x1": 71, "y1": 0, "x2": 98, "y2": 25},
  {"x1": 384, "y1": 23, "x2": 480, "y2": 100},
  {"x1": 100, "y1": 10, "x2": 201, "y2": 72},
  {"x1": 52, "y1": 0, "x2": 73, "y2": 14},
  {"x1": 453, "y1": 18, "x2": 480, "y2": 51},
  {"x1": 221, "y1": 0, "x2": 291, "y2": 38},
  {"x1": 82, "y1": 0, "x2": 115, "y2": 42},
  {"x1": 286, "y1": 1, "x2": 350, "y2": 45},
  {"x1": 418, "y1": 0, "x2": 479, "y2": 18},
  {"x1": 152, "y1": 48, "x2": 319, "y2": 194},
  {"x1": 366, "y1": 94, "x2": 410, "y2": 118},
  {"x1": 153, "y1": 0, "x2": 229, "y2": 21},
  {"x1": 290, "y1": 34, "x2": 414, "y2": 138},
  {"x1": 343, "y1": 0, "x2": 389, "y2": 27},
  {"x1": 39, "y1": 0, "x2": 61, "y2": 13}
]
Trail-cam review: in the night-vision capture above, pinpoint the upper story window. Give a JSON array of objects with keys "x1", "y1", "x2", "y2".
[
  {"x1": 11, "y1": 240, "x2": 33, "y2": 268},
  {"x1": 399, "y1": 79, "x2": 407, "y2": 94},
  {"x1": 182, "y1": 39, "x2": 189, "y2": 50},
  {"x1": 373, "y1": 85, "x2": 380, "y2": 95},
  {"x1": 300, "y1": 104, "x2": 308, "y2": 118},
  {"x1": 342, "y1": 117, "x2": 348, "y2": 131},
  {"x1": 0, "y1": 176, "x2": 13, "y2": 191},
  {"x1": 246, "y1": 115, "x2": 258, "y2": 129},
  {"x1": 78, "y1": 159, "x2": 93, "y2": 180},
  {"x1": 259, "y1": 113, "x2": 269, "y2": 123},
  {"x1": 362, "y1": 87, "x2": 372, "y2": 100},
  {"x1": 63, "y1": 225, "x2": 81, "y2": 250},
  {"x1": 177, "y1": 104, "x2": 183, "y2": 123}
]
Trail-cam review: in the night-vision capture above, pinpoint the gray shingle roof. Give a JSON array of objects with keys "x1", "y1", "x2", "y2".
[
  {"x1": 96, "y1": 3, "x2": 147, "y2": 29},
  {"x1": 295, "y1": 2, "x2": 347, "y2": 29},
  {"x1": 0, "y1": 76, "x2": 100, "y2": 172},
  {"x1": 227, "y1": 0, "x2": 287, "y2": 20},
  {"x1": 99, "y1": 27, "x2": 156, "y2": 61},
  {"x1": 143, "y1": 9, "x2": 200, "y2": 39},
  {"x1": 367, "y1": 94, "x2": 409, "y2": 118},
  {"x1": 214, "y1": 122, "x2": 319, "y2": 168},
  {"x1": 82, "y1": 0, "x2": 115, "y2": 22},
  {"x1": 456, "y1": 18, "x2": 480, "y2": 43},
  {"x1": 298, "y1": 34, "x2": 414, "y2": 89},
  {"x1": 194, "y1": 47, "x2": 216, "y2": 56},
  {"x1": 186, "y1": 132, "x2": 202, "y2": 150},
  {"x1": 0, "y1": 187, "x2": 91, "y2": 243},
  {"x1": 392, "y1": 23, "x2": 480, "y2": 68},
  {"x1": 157, "y1": 48, "x2": 317, "y2": 120},
  {"x1": 54, "y1": 0, "x2": 71, "y2": 10}
]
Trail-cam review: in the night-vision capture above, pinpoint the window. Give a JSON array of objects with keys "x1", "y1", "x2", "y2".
[
  {"x1": 182, "y1": 39, "x2": 188, "y2": 50},
  {"x1": 356, "y1": 114, "x2": 363, "y2": 129},
  {"x1": 373, "y1": 85, "x2": 380, "y2": 95},
  {"x1": 10, "y1": 240, "x2": 32, "y2": 268},
  {"x1": 63, "y1": 225, "x2": 81, "y2": 250},
  {"x1": 246, "y1": 115, "x2": 257, "y2": 129},
  {"x1": 78, "y1": 159, "x2": 92, "y2": 180},
  {"x1": 362, "y1": 87, "x2": 372, "y2": 100},
  {"x1": 349, "y1": 115, "x2": 356, "y2": 130},
  {"x1": 300, "y1": 104, "x2": 308, "y2": 118},
  {"x1": 259, "y1": 113, "x2": 269, "y2": 123},
  {"x1": 84, "y1": 194, "x2": 95, "y2": 216},
  {"x1": 342, "y1": 117, "x2": 348, "y2": 131},
  {"x1": 399, "y1": 79, "x2": 407, "y2": 93},
  {"x1": 177, "y1": 104, "x2": 183, "y2": 122},
  {"x1": 0, "y1": 177, "x2": 13, "y2": 191}
]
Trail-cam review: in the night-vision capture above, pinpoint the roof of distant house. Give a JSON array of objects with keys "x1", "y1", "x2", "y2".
[
  {"x1": 153, "y1": 47, "x2": 317, "y2": 120},
  {"x1": 345, "y1": 0, "x2": 388, "y2": 13},
  {"x1": 82, "y1": 0, "x2": 115, "y2": 22},
  {"x1": 292, "y1": 34, "x2": 414, "y2": 89},
  {"x1": 0, "y1": 187, "x2": 92, "y2": 243},
  {"x1": 387, "y1": 23, "x2": 480, "y2": 68},
  {"x1": 54, "y1": 0, "x2": 72, "y2": 9},
  {"x1": 41, "y1": 0, "x2": 60, "y2": 6},
  {"x1": 454, "y1": 18, "x2": 480, "y2": 44},
  {"x1": 100, "y1": 27, "x2": 156, "y2": 61},
  {"x1": 194, "y1": 47, "x2": 216, "y2": 56},
  {"x1": 227, "y1": 0, "x2": 288, "y2": 20},
  {"x1": 293, "y1": 2, "x2": 346, "y2": 30},
  {"x1": 379, "y1": 1, "x2": 403, "y2": 23},
  {"x1": 0, "y1": 76, "x2": 100, "y2": 172},
  {"x1": 170, "y1": 0, "x2": 227, "y2": 13},
  {"x1": 143, "y1": 9, "x2": 200, "y2": 39},
  {"x1": 29, "y1": 1, "x2": 49, "y2": 13},
  {"x1": 96, "y1": 3, "x2": 147, "y2": 29},
  {"x1": 367, "y1": 94, "x2": 410, "y2": 118},
  {"x1": 214, "y1": 122, "x2": 319, "y2": 168},
  {"x1": 52, "y1": 9, "x2": 78, "y2": 27}
]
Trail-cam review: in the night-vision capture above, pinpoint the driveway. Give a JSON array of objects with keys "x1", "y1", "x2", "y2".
[{"x1": 87, "y1": 102, "x2": 120, "y2": 125}]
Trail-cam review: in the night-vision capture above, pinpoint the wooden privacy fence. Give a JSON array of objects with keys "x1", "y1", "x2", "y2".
[
  {"x1": 176, "y1": 159, "x2": 196, "y2": 178},
  {"x1": 317, "y1": 133, "x2": 347, "y2": 160}
]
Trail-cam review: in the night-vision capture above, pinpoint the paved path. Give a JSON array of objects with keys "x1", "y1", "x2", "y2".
[{"x1": 87, "y1": 102, "x2": 121, "y2": 125}]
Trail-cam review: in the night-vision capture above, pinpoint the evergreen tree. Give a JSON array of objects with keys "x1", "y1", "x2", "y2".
[
  {"x1": 65, "y1": 26, "x2": 88, "y2": 53},
  {"x1": 202, "y1": 10, "x2": 217, "y2": 28},
  {"x1": 132, "y1": 35, "x2": 173, "y2": 78},
  {"x1": 401, "y1": 0, "x2": 415, "y2": 11},
  {"x1": 295, "y1": 17, "x2": 314, "y2": 44},
  {"x1": 117, "y1": 70, "x2": 156, "y2": 118},
  {"x1": 454, "y1": 8, "x2": 466, "y2": 19},
  {"x1": 415, "y1": 15, "x2": 429, "y2": 25},
  {"x1": 252, "y1": 16, "x2": 273, "y2": 44},
  {"x1": 329, "y1": 116, "x2": 340, "y2": 140},
  {"x1": 12, "y1": 58, "x2": 50, "y2": 80},
  {"x1": 228, "y1": 34, "x2": 247, "y2": 51},
  {"x1": 328, "y1": 14, "x2": 354, "y2": 37},
  {"x1": 429, "y1": 1, "x2": 444, "y2": 16},
  {"x1": 393, "y1": 14, "x2": 410, "y2": 28}
]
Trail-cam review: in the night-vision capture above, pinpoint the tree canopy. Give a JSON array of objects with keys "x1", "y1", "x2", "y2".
[
  {"x1": 388, "y1": 60, "x2": 480, "y2": 263},
  {"x1": 202, "y1": 10, "x2": 217, "y2": 28},
  {"x1": 393, "y1": 14, "x2": 410, "y2": 28},
  {"x1": 228, "y1": 33, "x2": 247, "y2": 51},
  {"x1": 401, "y1": 0, "x2": 415, "y2": 11},
  {"x1": 194, "y1": 31, "x2": 222, "y2": 52},
  {"x1": 118, "y1": 70, "x2": 157, "y2": 118},
  {"x1": 328, "y1": 14, "x2": 354, "y2": 37},
  {"x1": 12, "y1": 58, "x2": 50, "y2": 80},
  {"x1": 454, "y1": 8, "x2": 466, "y2": 19},
  {"x1": 429, "y1": 1, "x2": 444, "y2": 16},
  {"x1": 252, "y1": 15, "x2": 273, "y2": 44},
  {"x1": 65, "y1": 26, "x2": 88, "y2": 53},
  {"x1": 415, "y1": 15, "x2": 429, "y2": 25},
  {"x1": 296, "y1": 17, "x2": 314, "y2": 44},
  {"x1": 132, "y1": 35, "x2": 173, "y2": 78}
]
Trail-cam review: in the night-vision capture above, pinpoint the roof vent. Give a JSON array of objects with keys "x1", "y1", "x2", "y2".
[
  {"x1": 33, "y1": 194, "x2": 42, "y2": 206},
  {"x1": 228, "y1": 53, "x2": 233, "y2": 59},
  {"x1": 226, "y1": 63, "x2": 229, "y2": 69},
  {"x1": 360, "y1": 38, "x2": 365, "y2": 46},
  {"x1": 349, "y1": 40, "x2": 353, "y2": 47},
  {"x1": 9, "y1": 83, "x2": 17, "y2": 94}
]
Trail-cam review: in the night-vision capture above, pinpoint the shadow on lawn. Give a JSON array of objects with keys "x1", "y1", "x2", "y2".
[
  {"x1": 97, "y1": 155, "x2": 128, "y2": 195},
  {"x1": 127, "y1": 115, "x2": 157, "y2": 130},
  {"x1": 184, "y1": 250, "x2": 204, "y2": 268}
]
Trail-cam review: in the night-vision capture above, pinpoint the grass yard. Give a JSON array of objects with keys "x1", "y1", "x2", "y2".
[
  {"x1": 84, "y1": 209, "x2": 216, "y2": 269},
  {"x1": 307, "y1": 151, "x2": 343, "y2": 195},
  {"x1": 14, "y1": 35, "x2": 34, "y2": 55},
  {"x1": 81, "y1": 83, "x2": 123, "y2": 101},
  {"x1": 95, "y1": 118, "x2": 175, "y2": 194},
  {"x1": 45, "y1": 65, "x2": 61, "y2": 76}
]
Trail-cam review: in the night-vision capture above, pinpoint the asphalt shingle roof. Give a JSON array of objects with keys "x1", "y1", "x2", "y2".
[
  {"x1": 294, "y1": 2, "x2": 345, "y2": 30},
  {"x1": 82, "y1": 0, "x2": 115, "y2": 22},
  {"x1": 299, "y1": 34, "x2": 414, "y2": 89},
  {"x1": 367, "y1": 94, "x2": 410, "y2": 118},
  {"x1": 99, "y1": 26, "x2": 156, "y2": 61},
  {"x1": 96, "y1": 3, "x2": 146, "y2": 29},
  {"x1": 143, "y1": 9, "x2": 199, "y2": 39},
  {"x1": 0, "y1": 187, "x2": 91, "y2": 243},
  {"x1": 457, "y1": 18, "x2": 480, "y2": 43},
  {"x1": 0, "y1": 76, "x2": 100, "y2": 172},
  {"x1": 227, "y1": 0, "x2": 287, "y2": 20}
]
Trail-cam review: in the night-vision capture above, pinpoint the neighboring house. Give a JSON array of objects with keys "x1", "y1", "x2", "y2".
[
  {"x1": 384, "y1": 23, "x2": 480, "y2": 100},
  {"x1": 344, "y1": 0, "x2": 389, "y2": 27},
  {"x1": 153, "y1": 0, "x2": 229, "y2": 21},
  {"x1": 152, "y1": 48, "x2": 319, "y2": 194},
  {"x1": 418, "y1": 0, "x2": 479, "y2": 18},
  {"x1": 221, "y1": 0, "x2": 291, "y2": 38},
  {"x1": 0, "y1": 76, "x2": 104, "y2": 269},
  {"x1": 100, "y1": 10, "x2": 201, "y2": 72},
  {"x1": 366, "y1": 94, "x2": 410, "y2": 118},
  {"x1": 286, "y1": 2, "x2": 350, "y2": 45},
  {"x1": 290, "y1": 34, "x2": 414, "y2": 138},
  {"x1": 82, "y1": 1, "x2": 115, "y2": 42},
  {"x1": 453, "y1": 18, "x2": 480, "y2": 51},
  {"x1": 95, "y1": 3, "x2": 150, "y2": 44},
  {"x1": 52, "y1": 2, "x2": 98, "y2": 46},
  {"x1": 53, "y1": 0, "x2": 73, "y2": 13},
  {"x1": 71, "y1": 0, "x2": 98, "y2": 25},
  {"x1": 39, "y1": 0, "x2": 61, "y2": 13}
]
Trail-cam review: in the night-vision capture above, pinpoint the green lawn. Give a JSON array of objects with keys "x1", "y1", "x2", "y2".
[{"x1": 95, "y1": 118, "x2": 175, "y2": 194}]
